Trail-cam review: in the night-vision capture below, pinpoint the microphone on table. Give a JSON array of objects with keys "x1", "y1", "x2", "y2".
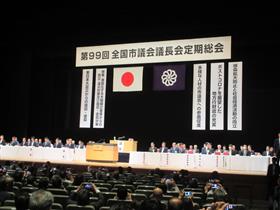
[{"x1": 96, "y1": 139, "x2": 106, "y2": 143}]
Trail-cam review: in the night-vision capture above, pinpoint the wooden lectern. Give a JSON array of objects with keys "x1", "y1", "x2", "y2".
[
  {"x1": 109, "y1": 139, "x2": 137, "y2": 152},
  {"x1": 86, "y1": 143, "x2": 118, "y2": 162}
]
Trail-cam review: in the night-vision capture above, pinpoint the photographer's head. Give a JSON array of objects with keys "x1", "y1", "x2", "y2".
[
  {"x1": 168, "y1": 197, "x2": 183, "y2": 210},
  {"x1": 38, "y1": 177, "x2": 49, "y2": 190},
  {"x1": 77, "y1": 189, "x2": 90, "y2": 206},
  {"x1": 213, "y1": 188, "x2": 227, "y2": 202},
  {"x1": 117, "y1": 186, "x2": 128, "y2": 200},
  {"x1": 51, "y1": 175, "x2": 62, "y2": 188},
  {"x1": 15, "y1": 191, "x2": 29, "y2": 210},
  {"x1": 272, "y1": 156, "x2": 278, "y2": 164},
  {"x1": 29, "y1": 190, "x2": 53, "y2": 210}
]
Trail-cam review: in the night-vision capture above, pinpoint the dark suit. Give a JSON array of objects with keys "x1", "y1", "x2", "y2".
[
  {"x1": 159, "y1": 147, "x2": 168, "y2": 153},
  {"x1": 43, "y1": 142, "x2": 52, "y2": 147},
  {"x1": 31, "y1": 142, "x2": 39, "y2": 147},
  {"x1": 0, "y1": 140, "x2": 6, "y2": 146},
  {"x1": 274, "y1": 138, "x2": 280, "y2": 157},
  {"x1": 201, "y1": 147, "x2": 207, "y2": 154},
  {"x1": 170, "y1": 147, "x2": 180, "y2": 153},
  {"x1": 54, "y1": 143, "x2": 63, "y2": 148},
  {"x1": 10, "y1": 140, "x2": 19, "y2": 146},
  {"x1": 65, "y1": 143, "x2": 75, "y2": 149},
  {"x1": 262, "y1": 151, "x2": 273, "y2": 156},
  {"x1": 21, "y1": 142, "x2": 29, "y2": 146},
  {"x1": 239, "y1": 150, "x2": 251, "y2": 156},
  {"x1": 230, "y1": 149, "x2": 238, "y2": 155},
  {"x1": 78, "y1": 145, "x2": 85, "y2": 149},
  {"x1": 194, "y1": 148, "x2": 200, "y2": 153},
  {"x1": 203, "y1": 148, "x2": 214, "y2": 155},
  {"x1": 148, "y1": 147, "x2": 157, "y2": 152},
  {"x1": 267, "y1": 162, "x2": 280, "y2": 197}
]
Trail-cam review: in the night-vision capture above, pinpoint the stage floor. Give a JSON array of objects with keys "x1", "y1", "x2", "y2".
[{"x1": 0, "y1": 156, "x2": 266, "y2": 176}]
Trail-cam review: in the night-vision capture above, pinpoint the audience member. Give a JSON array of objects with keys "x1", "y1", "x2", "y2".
[
  {"x1": 15, "y1": 191, "x2": 29, "y2": 210},
  {"x1": 29, "y1": 190, "x2": 53, "y2": 210}
]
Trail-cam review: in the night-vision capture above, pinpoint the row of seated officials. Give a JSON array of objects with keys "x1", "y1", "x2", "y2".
[
  {"x1": 148, "y1": 141, "x2": 275, "y2": 156},
  {"x1": 0, "y1": 160, "x2": 245, "y2": 210},
  {"x1": 0, "y1": 135, "x2": 85, "y2": 149},
  {"x1": 0, "y1": 134, "x2": 275, "y2": 157}
]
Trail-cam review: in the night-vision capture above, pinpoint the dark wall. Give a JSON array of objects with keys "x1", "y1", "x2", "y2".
[{"x1": 0, "y1": 7, "x2": 279, "y2": 152}]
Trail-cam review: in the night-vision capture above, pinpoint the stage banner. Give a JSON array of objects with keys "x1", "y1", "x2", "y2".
[
  {"x1": 228, "y1": 62, "x2": 243, "y2": 130},
  {"x1": 210, "y1": 63, "x2": 224, "y2": 130},
  {"x1": 192, "y1": 64, "x2": 207, "y2": 130},
  {"x1": 93, "y1": 68, "x2": 107, "y2": 128},
  {"x1": 79, "y1": 69, "x2": 93, "y2": 128},
  {"x1": 76, "y1": 36, "x2": 231, "y2": 67},
  {"x1": 153, "y1": 64, "x2": 185, "y2": 91},
  {"x1": 113, "y1": 66, "x2": 143, "y2": 92}
]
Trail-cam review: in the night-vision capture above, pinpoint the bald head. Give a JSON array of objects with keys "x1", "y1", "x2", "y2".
[
  {"x1": 152, "y1": 187, "x2": 163, "y2": 199},
  {"x1": 168, "y1": 197, "x2": 183, "y2": 210}
]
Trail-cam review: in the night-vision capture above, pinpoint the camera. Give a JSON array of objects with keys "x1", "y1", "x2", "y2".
[
  {"x1": 184, "y1": 191, "x2": 192, "y2": 197},
  {"x1": 211, "y1": 183, "x2": 219, "y2": 189},
  {"x1": 225, "y1": 204, "x2": 238, "y2": 210},
  {"x1": 83, "y1": 183, "x2": 93, "y2": 190}
]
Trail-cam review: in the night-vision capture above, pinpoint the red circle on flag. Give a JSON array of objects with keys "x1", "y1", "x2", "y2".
[{"x1": 121, "y1": 72, "x2": 134, "y2": 86}]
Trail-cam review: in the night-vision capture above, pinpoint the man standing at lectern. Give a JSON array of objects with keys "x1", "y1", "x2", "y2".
[{"x1": 274, "y1": 133, "x2": 280, "y2": 160}]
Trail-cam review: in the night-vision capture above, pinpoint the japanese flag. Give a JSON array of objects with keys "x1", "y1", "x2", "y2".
[{"x1": 113, "y1": 66, "x2": 143, "y2": 92}]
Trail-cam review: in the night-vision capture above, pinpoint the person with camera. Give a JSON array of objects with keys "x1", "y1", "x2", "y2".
[{"x1": 67, "y1": 182, "x2": 104, "y2": 209}]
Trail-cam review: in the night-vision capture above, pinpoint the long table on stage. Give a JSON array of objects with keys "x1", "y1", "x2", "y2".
[
  {"x1": 0, "y1": 146, "x2": 86, "y2": 162},
  {"x1": 129, "y1": 152, "x2": 271, "y2": 174},
  {"x1": 0, "y1": 146, "x2": 270, "y2": 175}
]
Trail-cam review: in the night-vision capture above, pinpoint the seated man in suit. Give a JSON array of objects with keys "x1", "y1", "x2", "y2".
[
  {"x1": 148, "y1": 142, "x2": 157, "y2": 152},
  {"x1": 178, "y1": 143, "x2": 187, "y2": 153},
  {"x1": 43, "y1": 137, "x2": 53, "y2": 147},
  {"x1": 239, "y1": 144, "x2": 251, "y2": 156},
  {"x1": 0, "y1": 135, "x2": 6, "y2": 146},
  {"x1": 228, "y1": 144, "x2": 238, "y2": 155},
  {"x1": 248, "y1": 145, "x2": 255, "y2": 156},
  {"x1": 77, "y1": 140, "x2": 85, "y2": 149},
  {"x1": 30, "y1": 136, "x2": 37, "y2": 147},
  {"x1": 159, "y1": 141, "x2": 168, "y2": 153},
  {"x1": 10, "y1": 136, "x2": 20, "y2": 146},
  {"x1": 21, "y1": 137, "x2": 29, "y2": 146},
  {"x1": 53, "y1": 138, "x2": 63, "y2": 148},
  {"x1": 206, "y1": 142, "x2": 214, "y2": 155},
  {"x1": 170, "y1": 142, "x2": 180, "y2": 153},
  {"x1": 27, "y1": 138, "x2": 32, "y2": 146},
  {"x1": 193, "y1": 144, "x2": 200, "y2": 153},
  {"x1": 263, "y1": 146, "x2": 272, "y2": 156},
  {"x1": 274, "y1": 133, "x2": 280, "y2": 159},
  {"x1": 64, "y1": 138, "x2": 73, "y2": 148},
  {"x1": 201, "y1": 142, "x2": 208, "y2": 154}
]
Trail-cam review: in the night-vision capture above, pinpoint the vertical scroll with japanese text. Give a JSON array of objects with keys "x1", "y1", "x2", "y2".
[
  {"x1": 210, "y1": 63, "x2": 224, "y2": 130},
  {"x1": 93, "y1": 68, "x2": 107, "y2": 128},
  {"x1": 79, "y1": 69, "x2": 93, "y2": 128},
  {"x1": 192, "y1": 64, "x2": 207, "y2": 130},
  {"x1": 228, "y1": 62, "x2": 242, "y2": 130}
]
